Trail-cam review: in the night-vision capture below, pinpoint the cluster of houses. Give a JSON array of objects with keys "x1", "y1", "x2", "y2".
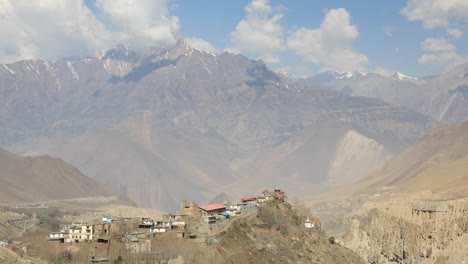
[
  {"x1": 0, "y1": 189, "x2": 324, "y2": 264},
  {"x1": 0, "y1": 240, "x2": 27, "y2": 255},
  {"x1": 49, "y1": 189, "x2": 289, "y2": 245},
  {"x1": 48, "y1": 214, "x2": 187, "y2": 245},
  {"x1": 45, "y1": 188, "x2": 324, "y2": 256},
  {"x1": 180, "y1": 189, "x2": 287, "y2": 223}
]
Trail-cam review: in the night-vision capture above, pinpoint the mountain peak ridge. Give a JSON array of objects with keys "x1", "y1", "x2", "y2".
[{"x1": 390, "y1": 71, "x2": 417, "y2": 80}]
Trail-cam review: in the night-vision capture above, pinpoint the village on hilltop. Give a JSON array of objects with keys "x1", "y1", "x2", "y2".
[{"x1": 43, "y1": 189, "x2": 320, "y2": 262}]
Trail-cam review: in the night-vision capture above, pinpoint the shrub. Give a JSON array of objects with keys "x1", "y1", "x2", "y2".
[{"x1": 114, "y1": 255, "x2": 123, "y2": 264}]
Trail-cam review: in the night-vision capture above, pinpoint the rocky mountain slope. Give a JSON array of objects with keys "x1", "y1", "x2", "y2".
[
  {"x1": 0, "y1": 40, "x2": 434, "y2": 210},
  {"x1": 48, "y1": 111, "x2": 235, "y2": 211},
  {"x1": 327, "y1": 129, "x2": 387, "y2": 187},
  {"x1": 356, "y1": 120, "x2": 468, "y2": 196},
  {"x1": 0, "y1": 148, "x2": 134, "y2": 207},
  {"x1": 302, "y1": 121, "x2": 468, "y2": 264},
  {"x1": 307, "y1": 64, "x2": 468, "y2": 124},
  {"x1": 228, "y1": 120, "x2": 391, "y2": 196},
  {"x1": 0, "y1": 41, "x2": 432, "y2": 149},
  {"x1": 411, "y1": 63, "x2": 468, "y2": 123}
]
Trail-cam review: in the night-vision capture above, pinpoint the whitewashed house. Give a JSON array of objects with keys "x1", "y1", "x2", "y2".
[
  {"x1": 304, "y1": 218, "x2": 314, "y2": 229},
  {"x1": 68, "y1": 224, "x2": 93, "y2": 242}
]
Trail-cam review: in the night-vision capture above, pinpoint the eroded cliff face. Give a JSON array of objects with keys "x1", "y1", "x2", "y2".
[
  {"x1": 342, "y1": 197, "x2": 468, "y2": 264},
  {"x1": 328, "y1": 130, "x2": 388, "y2": 187}
]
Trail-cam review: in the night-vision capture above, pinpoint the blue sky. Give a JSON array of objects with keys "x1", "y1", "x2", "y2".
[
  {"x1": 1, "y1": 0, "x2": 467, "y2": 78},
  {"x1": 171, "y1": 0, "x2": 467, "y2": 77}
]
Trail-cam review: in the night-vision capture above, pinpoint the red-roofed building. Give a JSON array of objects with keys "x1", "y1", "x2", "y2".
[
  {"x1": 198, "y1": 203, "x2": 226, "y2": 216},
  {"x1": 241, "y1": 197, "x2": 257, "y2": 203}
]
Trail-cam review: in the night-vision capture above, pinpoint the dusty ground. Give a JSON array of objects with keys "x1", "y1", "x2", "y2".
[{"x1": 0, "y1": 247, "x2": 50, "y2": 264}]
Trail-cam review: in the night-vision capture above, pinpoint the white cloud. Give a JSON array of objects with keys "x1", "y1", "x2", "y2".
[
  {"x1": 418, "y1": 52, "x2": 468, "y2": 70},
  {"x1": 418, "y1": 52, "x2": 456, "y2": 64},
  {"x1": 185, "y1": 38, "x2": 217, "y2": 53},
  {"x1": 261, "y1": 56, "x2": 280, "y2": 63},
  {"x1": 401, "y1": 0, "x2": 468, "y2": 29},
  {"x1": 0, "y1": 0, "x2": 111, "y2": 62},
  {"x1": 287, "y1": 8, "x2": 368, "y2": 73},
  {"x1": 421, "y1": 38, "x2": 456, "y2": 51},
  {"x1": 95, "y1": 0, "x2": 179, "y2": 50},
  {"x1": 447, "y1": 28, "x2": 463, "y2": 38},
  {"x1": 0, "y1": 0, "x2": 180, "y2": 63},
  {"x1": 401, "y1": 1, "x2": 467, "y2": 71},
  {"x1": 229, "y1": 0, "x2": 285, "y2": 63}
]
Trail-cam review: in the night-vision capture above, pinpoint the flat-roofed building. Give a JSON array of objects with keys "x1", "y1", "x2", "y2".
[{"x1": 198, "y1": 203, "x2": 226, "y2": 216}]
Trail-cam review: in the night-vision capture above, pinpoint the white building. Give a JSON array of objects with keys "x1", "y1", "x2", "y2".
[
  {"x1": 49, "y1": 232, "x2": 68, "y2": 242},
  {"x1": 305, "y1": 218, "x2": 314, "y2": 229},
  {"x1": 68, "y1": 224, "x2": 93, "y2": 242}
]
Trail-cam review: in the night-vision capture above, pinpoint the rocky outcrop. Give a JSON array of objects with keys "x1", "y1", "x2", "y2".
[{"x1": 342, "y1": 198, "x2": 468, "y2": 264}]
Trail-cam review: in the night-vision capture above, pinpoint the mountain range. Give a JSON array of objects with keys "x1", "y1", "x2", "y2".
[
  {"x1": 2, "y1": 40, "x2": 463, "y2": 211},
  {"x1": 306, "y1": 64, "x2": 468, "y2": 123}
]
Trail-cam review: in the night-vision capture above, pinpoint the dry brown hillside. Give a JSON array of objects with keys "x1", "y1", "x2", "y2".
[
  {"x1": 0, "y1": 148, "x2": 135, "y2": 207},
  {"x1": 357, "y1": 120, "x2": 468, "y2": 196}
]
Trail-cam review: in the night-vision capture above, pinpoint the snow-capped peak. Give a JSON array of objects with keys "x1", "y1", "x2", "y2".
[
  {"x1": 336, "y1": 72, "x2": 352, "y2": 79},
  {"x1": 308, "y1": 71, "x2": 367, "y2": 82},
  {"x1": 97, "y1": 44, "x2": 141, "y2": 62},
  {"x1": 275, "y1": 70, "x2": 297, "y2": 79},
  {"x1": 390, "y1": 72, "x2": 417, "y2": 81},
  {"x1": 335, "y1": 71, "x2": 365, "y2": 79}
]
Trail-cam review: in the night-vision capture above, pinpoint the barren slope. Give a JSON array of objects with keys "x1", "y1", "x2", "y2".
[
  {"x1": 0, "y1": 148, "x2": 134, "y2": 207},
  {"x1": 358, "y1": 120, "x2": 468, "y2": 196}
]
